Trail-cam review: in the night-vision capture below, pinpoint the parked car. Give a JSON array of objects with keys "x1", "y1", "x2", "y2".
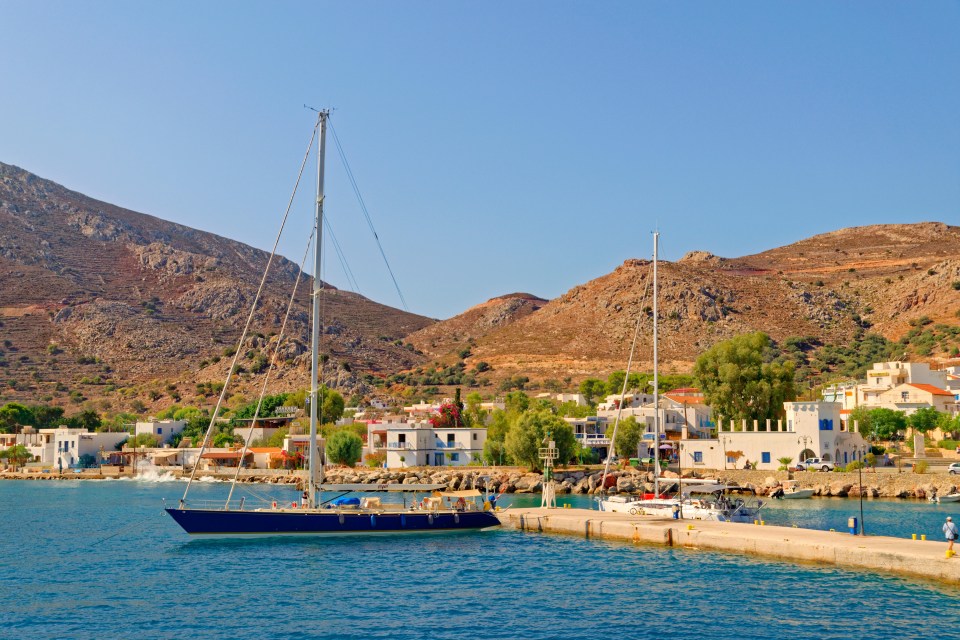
[
  {"x1": 948, "y1": 462, "x2": 960, "y2": 475},
  {"x1": 795, "y1": 457, "x2": 835, "y2": 472}
]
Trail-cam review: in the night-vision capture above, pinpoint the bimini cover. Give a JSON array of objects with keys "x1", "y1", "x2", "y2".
[{"x1": 331, "y1": 497, "x2": 361, "y2": 507}]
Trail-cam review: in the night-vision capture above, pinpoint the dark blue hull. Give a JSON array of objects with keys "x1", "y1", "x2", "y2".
[{"x1": 165, "y1": 508, "x2": 501, "y2": 537}]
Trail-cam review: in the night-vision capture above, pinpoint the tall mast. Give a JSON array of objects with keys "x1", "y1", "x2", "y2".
[
  {"x1": 308, "y1": 111, "x2": 329, "y2": 508},
  {"x1": 652, "y1": 231, "x2": 659, "y2": 496}
]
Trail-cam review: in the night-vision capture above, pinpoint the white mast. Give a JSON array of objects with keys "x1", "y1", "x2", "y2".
[
  {"x1": 308, "y1": 110, "x2": 329, "y2": 509},
  {"x1": 652, "y1": 231, "x2": 660, "y2": 498}
]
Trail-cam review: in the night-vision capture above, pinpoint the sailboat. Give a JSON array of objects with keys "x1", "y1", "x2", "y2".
[
  {"x1": 597, "y1": 233, "x2": 762, "y2": 523},
  {"x1": 165, "y1": 112, "x2": 500, "y2": 536}
]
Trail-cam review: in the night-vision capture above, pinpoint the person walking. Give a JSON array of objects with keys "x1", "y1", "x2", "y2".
[{"x1": 944, "y1": 516, "x2": 958, "y2": 554}]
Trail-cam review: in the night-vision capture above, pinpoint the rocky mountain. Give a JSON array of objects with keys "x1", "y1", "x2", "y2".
[
  {"x1": 0, "y1": 162, "x2": 433, "y2": 410},
  {"x1": 416, "y1": 222, "x2": 960, "y2": 383},
  {"x1": 2, "y1": 162, "x2": 958, "y2": 413}
]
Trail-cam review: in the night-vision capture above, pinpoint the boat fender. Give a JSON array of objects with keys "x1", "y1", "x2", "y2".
[
  {"x1": 428, "y1": 514, "x2": 434, "y2": 525},
  {"x1": 370, "y1": 515, "x2": 376, "y2": 528},
  {"x1": 401, "y1": 515, "x2": 406, "y2": 527},
  {"x1": 292, "y1": 502, "x2": 298, "y2": 509},
  {"x1": 454, "y1": 513, "x2": 459, "y2": 524},
  {"x1": 272, "y1": 501, "x2": 277, "y2": 509},
  {"x1": 339, "y1": 514, "x2": 345, "y2": 525}
]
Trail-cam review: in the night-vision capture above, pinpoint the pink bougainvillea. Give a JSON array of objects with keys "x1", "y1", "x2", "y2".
[{"x1": 429, "y1": 402, "x2": 462, "y2": 428}]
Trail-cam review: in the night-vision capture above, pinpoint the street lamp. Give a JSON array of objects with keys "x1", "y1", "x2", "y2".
[
  {"x1": 720, "y1": 435, "x2": 728, "y2": 470},
  {"x1": 858, "y1": 444, "x2": 866, "y2": 536},
  {"x1": 798, "y1": 435, "x2": 811, "y2": 463}
]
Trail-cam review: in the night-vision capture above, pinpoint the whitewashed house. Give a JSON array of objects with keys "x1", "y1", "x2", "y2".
[
  {"x1": 679, "y1": 402, "x2": 868, "y2": 471},
  {"x1": 366, "y1": 419, "x2": 486, "y2": 468},
  {"x1": 52, "y1": 427, "x2": 127, "y2": 470},
  {"x1": 136, "y1": 419, "x2": 187, "y2": 445}
]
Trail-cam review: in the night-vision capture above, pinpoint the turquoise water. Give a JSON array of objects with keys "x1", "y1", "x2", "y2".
[{"x1": 2, "y1": 480, "x2": 958, "y2": 640}]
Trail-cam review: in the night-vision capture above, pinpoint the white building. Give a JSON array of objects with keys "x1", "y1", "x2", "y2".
[
  {"x1": 51, "y1": 427, "x2": 128, "y2": 470},
  {"x1": 366, "y1": 420, "x2": 486, "y2": 468},
  {"x1": 679, "y1": 402, "x2": 868, "y2": 471},
  {"x1": 822, "y1": 361, "x2": 957, "y2": 418},
  {"x1": 136, "y1": 419, "x2": 187, "y2": 445}
]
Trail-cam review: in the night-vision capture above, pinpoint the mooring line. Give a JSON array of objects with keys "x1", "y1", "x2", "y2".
[{"x1": 88, "y1": 511, "x2": 163, "y2": 547}]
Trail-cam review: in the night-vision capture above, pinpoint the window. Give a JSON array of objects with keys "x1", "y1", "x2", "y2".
[
  {"x1": 761, "y1": 452, "x2": 771, "y2": 464},
  {"x1": 819, "y1": 419, "x2": 833, "y2": 431},
  {"x1": 451, "y1": 453, "x2": 460, "y2": 462},
  {"x1": 157, "y1": 428, "x2": 163, "y2": 435},
  {"x1": 901, "y1": 391, "x2": 909, "y2": 401},
  {"x1": 472, "y1": 433, "x2": 477, "y2": 441},
  {"x1": 693, "y1": 451, "x2": 703, "y2": 463}
]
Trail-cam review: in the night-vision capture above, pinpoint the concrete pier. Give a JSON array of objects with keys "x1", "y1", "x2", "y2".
[{"x1": 501, "y1": 507, "x2": 960, "y2": 585}]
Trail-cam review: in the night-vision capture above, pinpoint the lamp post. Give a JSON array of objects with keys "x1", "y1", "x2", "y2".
[
  {"x1": 798, "y1": 435, "x2": 811, "y2": 463},
  {"x1": 720, "y1": 435, "x2": 727, "y2": 470},
  {"x1": 858, "y1": 444, "x2": 866, "y2": 536}
]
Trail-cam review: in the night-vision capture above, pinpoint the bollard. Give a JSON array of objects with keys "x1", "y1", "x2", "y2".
[
  {"x1": 687, "y1": 524, "x2": 694, "y2": 530},
  {"x1": 948, "y1": 550, "x2": 956, "y2": 559},
  {"x1": 760, "y1": 521, "x2": 766, "y2": 526},
  {"x1": 848, "y1": 517, "x2": 858, "y2": 535},
  {"x1": 921, "y1": 535, "x2": 927, "y2": 541},
  {"x1": 754, "y1": 520, "x2": 759, "y2": 525},
  {"x1": 912, "y1": 534, "x2": 917, "y2": 540}
]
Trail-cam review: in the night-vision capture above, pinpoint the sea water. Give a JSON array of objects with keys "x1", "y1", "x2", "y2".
[{"x1": 1, "y1": 480, "x2": 958, "y2": 640}]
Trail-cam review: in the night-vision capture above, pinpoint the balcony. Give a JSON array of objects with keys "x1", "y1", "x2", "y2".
[
  {"x1": 575, "y1": 434, "x2": 611, "y2": 445},
  {"x1": 386, "y1": 442, "x2": 414, "y2": 450}
]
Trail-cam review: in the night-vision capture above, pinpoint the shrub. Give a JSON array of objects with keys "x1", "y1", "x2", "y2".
[
  {"x1": 938, "y1": 439, "x2": 959, "y2": 451},
  {"x1": 913, "y1": 460, "x2": 929, "y2": 474},
  {"x1": 327, "y1": 430, "x2": 363, "y2": 466},
  {"x1": 363, "y1": 451, "x2": 386, "y2": 468},
  {"x1": 844, "y1": 461, "x2": 864, "y2": 471}
]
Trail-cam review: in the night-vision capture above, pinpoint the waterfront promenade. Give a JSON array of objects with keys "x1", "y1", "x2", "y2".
[{"x1": 501, "y1": 507, "x2": 960, "y2": 585}]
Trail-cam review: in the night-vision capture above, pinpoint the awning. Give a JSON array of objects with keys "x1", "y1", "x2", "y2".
[
  {"x1": 200, "y1": 451, "x2": 252, "y2": 460},
  {"x1": 151, "y1": 451, "x2": 179, "y2": 460},
  {"x1": 439, "y1": 489, "x2": 481, "y2": 498}
]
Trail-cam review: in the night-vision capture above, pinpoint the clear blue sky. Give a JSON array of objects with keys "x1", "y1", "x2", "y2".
[{"x1": 2, "y1": 1, "x2": 958, "y2": 319}]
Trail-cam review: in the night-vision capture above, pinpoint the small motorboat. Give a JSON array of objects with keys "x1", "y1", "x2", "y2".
[
  {"x1": 772, "y1": 480, "x2": 814, "y2": 500},
  {"x1": 929, "y1": 492, "x2": 960, "y2": 504}
]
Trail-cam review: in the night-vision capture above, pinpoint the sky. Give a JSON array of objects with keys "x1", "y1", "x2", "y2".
[{"x1": 1, "y1": 1, "x2": 958, "y2": 320}]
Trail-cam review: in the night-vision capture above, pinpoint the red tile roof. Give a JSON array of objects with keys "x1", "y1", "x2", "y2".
[{"x1": 907, "y1": 383, "x2": 954, "y2": 396}]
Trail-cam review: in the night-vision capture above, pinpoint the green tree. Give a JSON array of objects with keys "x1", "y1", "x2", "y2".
[
  {"x1": 908, "y1": 407, "x2": 941, "y2": 434},
  {"x1": 317, "y1": 386, "x2": 345, "y2": 423},
  {"x1": 72, "y1": 409, "x2": 102, "y2": 431},
  {"x1": 579, "y1": 378, "x2": 607, "y2": 406},
  {"x1": 606, "y1": 370, "x2": 642, "y2": 396},
  {"x1": 848, "y1": 406, "x2": 873, "y2": 439},
  {"x1": 483, "y1": 437, "x2": 510, "y2": 466},
  {"x1": 868, "y1": 408, "x2": 907, "y2": 441},
  {"x1": 326, "y1": 430, "x2": 363, "y2": 466},
  {"x1": 693, "y1": 332, "x2": 796, "y2": 425},
  {"x1": 464, "y1": 392, "x2": 487, "y2": 425},
  {"x1": 504, "y1": 391, "x2": 529, "y2": 414},
  {"x1": 504, "y1": 410, "x2": 576, "y2": 470},
  {"x1": 30, "y1": 405, "x2": 65, "y2": 429},
  {"x1": 606, "y1": 416, "x2": 641, "y2": 458},
  {"x1": 0, "y1": 444, "x2": 32, "y2": 469},
  {"x1": 0, "y1": 403, "x2": 33, "y2": 433}
]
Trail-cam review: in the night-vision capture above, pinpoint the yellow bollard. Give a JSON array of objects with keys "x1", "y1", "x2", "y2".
[
  {"x1": 921, "y1": 535, "x2": 927, "y2": 541},
  {"x1": 912, "y1": 534, "x2": 917, "y2": 540},
  {"x1": 761, "y1": 521, "x2": 766, "y2": 526},
  {"x1": 754, "y1": 520, "x2": 759, "y2": 525},
  {"x1": 687, "y1": 524, "x2": 694, "y2": 530},
  {"x1": 947, "y1": 550, "x2": 955, "y2": 559}
]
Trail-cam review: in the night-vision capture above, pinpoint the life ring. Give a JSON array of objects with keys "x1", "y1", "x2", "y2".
[{"x1": 629, "y1": 507, "x2": 638, "y2": 515}]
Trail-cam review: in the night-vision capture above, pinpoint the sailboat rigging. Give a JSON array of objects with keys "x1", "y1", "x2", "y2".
[
  {"x1": 165, "y1": 112, "x2": 500, "y2": 536},
  {"x1": 597, "y1": 233, "x2": 763, "y2": 523}
]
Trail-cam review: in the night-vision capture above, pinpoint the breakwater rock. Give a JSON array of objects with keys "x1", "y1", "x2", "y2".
[{"x1": 4, "y1": 466, "x2": 957, "y2": 500}]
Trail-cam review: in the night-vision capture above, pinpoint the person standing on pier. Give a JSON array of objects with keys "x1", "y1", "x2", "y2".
[{"x1": 944, "y1": 516, "x2": 958, "y2": 553}]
